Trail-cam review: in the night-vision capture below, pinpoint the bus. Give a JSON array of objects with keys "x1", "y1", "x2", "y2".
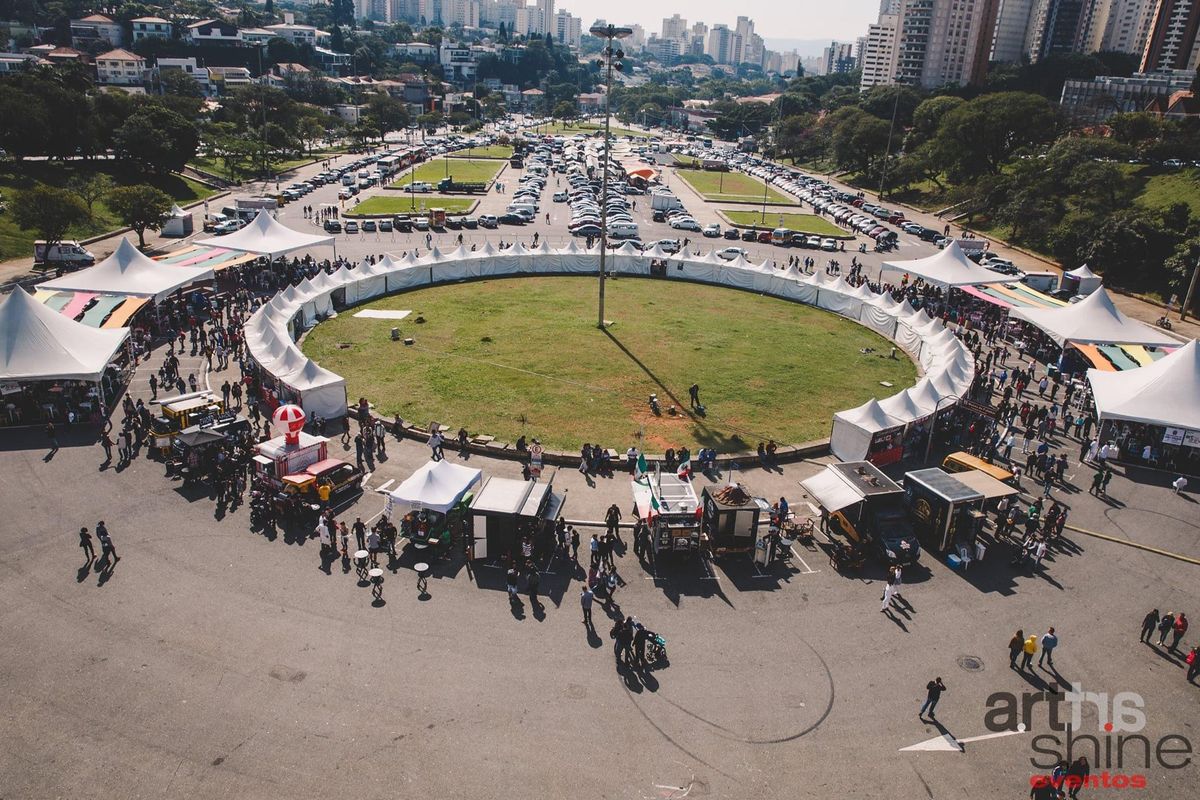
[{"x1": 376, "y1": 155, "x2": 400, "y2": 176}]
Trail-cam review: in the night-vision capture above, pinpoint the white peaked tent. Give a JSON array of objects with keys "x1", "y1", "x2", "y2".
[
  {"x1": 196, "y1": 210, "x2": 334, "y2": 256},
  {"x1": 882, "y1": 242, "x2": 1002, "y2": 288},
  {"x1": 1008, "y1": 287, "x2": 1178, "y2": 347},
  {"x1": 1088, "y1": 340, "x2": 1200, "y2": 431},
  {"x1": 38, "y1": 238, "x2": 213, "y2": 303},
  {"x1": 0, "y1": 287, "x2": 129, "y2": 382},
  {"x1": 1063, "y1": 263, "x2": 1102, "y2": 296},
  {"x1": 877, "y1": 388, "x2": 928, "y2": 423},
  {"x1": 908, "y1": 376, "x2": 954, "y2": 415},
  {"x1": 281, "y1": 358, "x2": 348, "y2": 418},
  {"x1": 161, "y1": 204, "x2": 193, "y2": 237},
  {"x1": 386, "y1": 459, "x2": 482, "y2": 516},
  {"x1": 830, "y1": 398, "x2": 904, "y2": 462}
]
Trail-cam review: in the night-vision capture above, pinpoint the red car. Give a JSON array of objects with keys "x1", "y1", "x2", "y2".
[{"x1": 757, "y1": 231, "x2": 772, "y2": 243}]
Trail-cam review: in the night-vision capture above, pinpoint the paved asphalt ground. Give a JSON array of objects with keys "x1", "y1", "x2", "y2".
[{"x1": 2, "y1": 125, "x2": 1199, "y2": 799}]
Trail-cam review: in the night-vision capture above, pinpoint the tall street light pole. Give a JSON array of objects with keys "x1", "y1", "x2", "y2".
[
  {"x1": 589, "y1": 24, "x2": 633, "y2": 330},
  {"x1": 878, "y1": 78, "x2": 903, "y2": 201}
]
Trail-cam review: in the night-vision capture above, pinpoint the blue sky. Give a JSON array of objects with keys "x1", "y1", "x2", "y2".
[{"x1": 564, "y1": 0, "x2": 879, "y2": 43}]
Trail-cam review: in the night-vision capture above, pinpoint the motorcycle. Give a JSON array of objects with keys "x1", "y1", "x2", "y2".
[{"x1": 1155, "y1": 315, "x2": 1173, "y2": 330}]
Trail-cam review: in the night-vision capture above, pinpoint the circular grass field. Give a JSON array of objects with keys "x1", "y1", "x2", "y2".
[{"x1": 303, "y1": 276, "x2": 917, "y2": 452}]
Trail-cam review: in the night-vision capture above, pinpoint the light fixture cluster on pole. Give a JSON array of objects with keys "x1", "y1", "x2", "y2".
[{"x1": 589, "y1": 24, "x2": 633, "y2": 329}]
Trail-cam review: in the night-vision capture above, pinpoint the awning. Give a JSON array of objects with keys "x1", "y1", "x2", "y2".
[
  {"x1": 949, "y1": 469, "x2": 1019, "y2": 500},
  {"x1": 799, "y1": 467, "x2": 862, "y2": 513}
]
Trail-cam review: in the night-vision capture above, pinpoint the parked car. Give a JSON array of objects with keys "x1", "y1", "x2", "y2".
[
  {"x1": 723, "y1": 228, "x2": 741, "y2": 240},
  {"x1": 741, "y1": 229, "x2": 759, "y2": 242},
  {"x1": 462, "y1": 216, "x2": 479, "y2": 229},
  {"x1": 716, "y1": 247, "x2": 748, "y2": 260},
  {"x1": 820, "y1": 238, "x2": 838, "y2": 251},
  {"x1": 479, "y1": 214, "x2": 498, "y2": 229},
  {"x1": 378, "y1": 219, "x2": 393, "y2": 232},
  {"x1": 344, "y1": 220, "x2": 359, "y2": 234},
  {"x1": 414, "y1": 217, "x2": 430, "y2": 230},
  {"x1": 702, "y1": 223, "x2": 721, "y2": 237},
  {"x1": 498, "y1": 212, "x2": 527, "y2": 225},
  {"x1": 323, "y1": 219, "x2": 342, "y2": 233}
]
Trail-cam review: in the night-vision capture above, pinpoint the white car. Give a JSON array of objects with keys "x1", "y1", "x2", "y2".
[
  {"x1": 716, "y1": 247, "x2": 747, "y2": 261},
  {"x1": 702, "y1": 223, "x2": 721, "y2": 237},
  {"x1": 552, "y1": 191, "x2": 568, "y2": 202},
  {"x1": 670, "y1": 217, "x2": 702, "y2": 231},
  {"x1": 820, "y1": 238, "x2": 838, "y2": 251}
]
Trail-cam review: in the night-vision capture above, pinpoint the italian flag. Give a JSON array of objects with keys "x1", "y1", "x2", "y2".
[
  {"x1": 634, "y1": 471, "x2": 660, "y2": 520},
  {"x1": 635, "y1": 452, "x2": 649, "y2": 480},
  {"x1": 677, "y1": 455, "x2": 691, "y2": 479}
]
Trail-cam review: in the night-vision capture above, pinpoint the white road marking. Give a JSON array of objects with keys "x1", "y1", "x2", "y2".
[
  {"x1": 900, "y1": 728, "x2": 1026, "y2": 752},
  {"x1": 374, "y1": 479, "x2": 394, "y2": 493}
]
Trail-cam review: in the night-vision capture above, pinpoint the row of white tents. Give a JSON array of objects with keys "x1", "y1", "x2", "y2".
[{"x1": 243, "y1": 243, "x2": 978, "y2": 435}]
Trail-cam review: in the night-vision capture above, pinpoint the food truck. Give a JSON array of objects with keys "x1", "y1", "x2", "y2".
[
  {"x1": 632, "y1": 469, "x2": 702, "y2": 556},
  {"x1": 903, "y1": 468, "x2": 986, "y2": 553},
  {"x1": 700, "y1": 483, "x2": 772, "y2": 558},
  {"x1": 386, "y1": 460, "x2": 482, "y2": 554},
  {"x1": 469, "y1": 475, "x2": 565, "y2": 562},
  {"x1": 800, "y1": 461, "x2": 921, "y2": 565},
  {"x1": 251, "y1": 405, "x2": 329, "y2": 491},
  {"x1": 152, "y1": 390, "x2": 225, "y2": 443}
]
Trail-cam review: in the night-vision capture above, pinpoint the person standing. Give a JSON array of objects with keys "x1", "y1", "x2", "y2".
[
  {"x1": 1021, "y1": 634, "x2": 1037, "y2": 671},
  {"x1": 1141, "y1": 609, "x2": 1160, "y2": 643},
  {"x1": 580, "y1": 585, "x2": 594, "y2": 627},
  {"x1": 589, "y1": 533, "x2": 600, "y2": 568},
  {"x1": 881, "y1": 579, "x2": 896, "y2": 613},
  {"x1": 506, "y1": 565, "x2": 518, "y2": 601},
  {"x1": 570, "y1": 527, "x2": 580, "y2": 562},
  {"x1": 527, "y1": 568, "x2": 540, "y2": 606},
  {"x1": 1009, "y1": 629, "x2": 1024, "y2": 669},
  {"x1": 1158, "y1": 611, "x2": 1176, "y2": 647},
  {"x1": 1186, "y1": 647, "x2": 1200, "y2": 683},
  {"x1": 1039, "y1": 627, "x2": 1058, "y2": 669},
  {"x1": 919, "y1": 677, "x2": 945, "y2": 719},
  {"x1": 100, "y1": 431, "x2": 114, "y2": 463},
  {"x1": 605, "y1": 504, "x2": 622, "y2": 541},
  {"x1": 78, "y1": 526, "x2": 95, "y2": 563},
  {"x1": 688, "y1": 383, "x2": 700, "y2": 409},
  {"x1": 352, "y1": 517, "x2": 366, "y2": 551},
  {"x1": 1171, "y1": 612, "x2": 1188, "y2": 652},
  {"x1": 46, "y1": 420, "x2": 58, "y2": 453}
]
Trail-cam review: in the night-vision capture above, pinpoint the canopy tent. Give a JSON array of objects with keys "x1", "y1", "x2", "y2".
[
  {"x1": 882, "y1": 242, "x2": 1003, "y2": 288},
  {"x1": 1087, "y1": 340, "x2": 1200, "y2": 431},
  {"x1": 830, "y1": 398, "x2": 904, "y2": 462},
  {"x1": 386, "y1": 460, "x2": 482, "y2": 515},
  {"x1": 0, "y1": 287, "x2": 129, "y2": 382},
  {"x1": 38, "y1": 239, "x2": 213, "y2": 303},
  {"x1": 1063, "y1": 263, "x2": 1102, "y2": 296},
  {"x1": 281, "y1": 358, "x2": 348, "y2": 418},
  {"x1": 161, "y1": 204, "x2": 193, "y2": 237},
  {"x1": 800, "y1": 466, "x2": 863, "y2": 513},
  {"x1": 196, "y1": 210, "x2": 334, "y2": 257},
  {"x1": 1008, "y1": 288, "x2": 1178, "y2": 348}
]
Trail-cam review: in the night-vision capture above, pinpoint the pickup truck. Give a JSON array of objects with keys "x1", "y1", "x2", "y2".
[{"x1": 437, "y1": 177, "x2": 488, "y2": 194}]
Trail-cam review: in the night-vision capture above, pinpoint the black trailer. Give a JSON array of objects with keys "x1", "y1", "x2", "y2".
[
  {"x1": 903, "y1": 468, "x2": 985, "y2": 553},
  {"x1": 700, "y1": 484, "x2": 771, "y2": 557},
  {"x1": 469, "y1": 476, "x2": 565, "y2": 563}
]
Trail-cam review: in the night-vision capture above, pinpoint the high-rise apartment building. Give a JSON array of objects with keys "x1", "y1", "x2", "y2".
[
  {"x1": 1024, "y1": 0, "x2": 1088, "y2": 61},
  {"x1": 706, "y1": 24, "x2": 740, "y2": 65},
  {"x1": 822, "y1": 41, "x2": 859, "y2": 74},
  {"x1": 887, "y1": 0, "x2": 998, "y2": 88},
  {"x1": 1140, "y1": 0, "x2": 1200, "y2": 69},
  {"x1": 860, "y1": 12, "x2": 901, "y2": 87},
  {"x1": 1081, "y1": 0, "x2": 1157, "y2": 54},
  {"x1": 662, "y1": 13, "x2": 688, "y2": 41},
  {"x1": 990, "y1": 0, "x2": 1038, "y2": 60},
  {"x1": 555, "y1": 9, "x2": 581, "y2": 46}
]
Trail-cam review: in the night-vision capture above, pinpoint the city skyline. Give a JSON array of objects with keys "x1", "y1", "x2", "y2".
[{"x1": 562, "y1": 0, "x2": 880, "y2": 41}]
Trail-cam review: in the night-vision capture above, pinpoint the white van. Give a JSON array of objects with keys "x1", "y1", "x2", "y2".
[
  {"x1": 608, "y1": 221, "x2": 639, "y2": 239},
  {"x1": 506, "y1": 202, "x2": 536, "y2": 216},
  {"x1": 1022, "y1": 271, "x2": 1059, "y2": 293}
]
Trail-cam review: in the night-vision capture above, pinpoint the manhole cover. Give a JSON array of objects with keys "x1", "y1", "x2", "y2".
[{"x1": 957, "y1": 655, "x2": 985, "y2": 672}]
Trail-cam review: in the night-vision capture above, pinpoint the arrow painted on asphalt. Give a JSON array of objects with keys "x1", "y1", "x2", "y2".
[{"x1": 900, "y1": 727, "x2": 1027, "y2": 752}]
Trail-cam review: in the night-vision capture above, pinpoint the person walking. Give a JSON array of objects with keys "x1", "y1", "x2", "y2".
[
  {"x1": 46, "y1": 420, "x2": 58, "y2": 453},
  {"x1": 1186, "y1": 647, "x2": 1200, "y2": 683},
  {"x1": 96, "y1": 521, "x2": 118, "y2": 563},
  {"x1": 1141, "y1": 609, "x2": 1160, "y2": 643},
  {"x1": 880, "y1": 579, "x2": 896, "y2": 612},
  {"x1": 1009, "y1": 629, "x2": 1024, "y2": 669},
  {"x1": 1158, "y1": 611, "x2": 1176, "y2": 647},
  {"x1": 78, "y1": 526, "x2": 95, "y2": 563},
  {"x1": 1039, "y1": 627, "x2": 1058, "y2": 669},
  {"x1": 1171, "y1": 612, "x2": 1188, "y2": 652},
  {"x1": 605, "y1": 504, "x2": 622, "y2": 542},
  {"x1": 100, "y1": 431, "x2": 114, "y2": 463},
  {"x1": 580, "y1": 585, "x2": 594, "y2": 627},
  {"x1": 1021, "y1": 634, "x2": 1037, "y2": 671},
  {"x1": 919, "y1": 677, "x2": 945, "y2": 719}
]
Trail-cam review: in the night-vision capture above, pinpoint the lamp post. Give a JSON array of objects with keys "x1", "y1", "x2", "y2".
[
  {"x1": 589, "y1": 24, "x2": 633, "y2": 329},
  {"x1": 923, "y1": 395, "x2": 955, "y2": 463},
  {"x1": 878, "y1": 77, "x2": 903, "y2": 201}
]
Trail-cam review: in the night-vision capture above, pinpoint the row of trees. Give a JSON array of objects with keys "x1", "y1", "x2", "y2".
[{"x1": 13, "y1": 182, "x2": 175, "y2": 248}]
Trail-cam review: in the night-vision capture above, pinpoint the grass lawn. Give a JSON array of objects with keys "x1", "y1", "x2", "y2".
[
  {"x1": 303, "y1": 276, "x2": 915, "y2": 451},
  {"x1": 723, "y1": 210, "x2": 846, "y2": 237},
  {"x1": 348, "y1": 195, "x2": 476, "y2": 216},
  {"x1": 674, "y1": 168, "x2": 796, "y2": 205},
  {"x1": 190, "y1": 147, "x2": 350, "y2": 182},
  {"x1": 0, "y1": 161, "x2": 217, "y2": 262},
  {"x1": 1131, "y1": 165, "x2": 1200, "y2": 217},
  {"x1": 670, "y1": 154, "x2": 703, "y2": 168},
  {"x1": 446, "y1": 144, "x2": 513, "y2": 160},
  {"x1": 395, "y1": 158, "x2": 505, "y2": 187}
]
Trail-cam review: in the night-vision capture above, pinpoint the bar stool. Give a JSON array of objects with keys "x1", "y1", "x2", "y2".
[
  {"x1": 414, "y1": 561, "x2": 430, "y2": 597},
  {"x1": 354, "y1": 549, "x2": 369, "y2": 581},
  {"x1": 369, "y1": 568, "x2": 384, "y2": 600}
]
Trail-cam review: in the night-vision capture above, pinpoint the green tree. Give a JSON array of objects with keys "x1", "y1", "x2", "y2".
[
  {"x1": 363, "y1": 92, "x2": 410, "y2": 141},
  {"x1": 113, "y1": 106, "x2": 200, "y2": 174},
  {"x1": 859, "y1": 85, "x2": 922, "y2": 127},
  {"x1": 0, "y1": 85, "x2": 46, "y2": 159},
  {"x1": 105, "y1": 185, "x2": 173, "y2": 248},
  {"x1": 69, "y1": 173, "x2": 115, "y2": 221},
  {"x1": 933, "y1": 92, "x2": 1059, "y2": 181},
  {"x1": 159, "y1": 69, "x2": 205, "y2": 99},
  {"x1": 12, "y1": 186, "x2": 88, "y2": 247},
  {"x1": 906, "y1": 96, "x2": 964, "y2": 150},
  {"x1": 826, "y1": 106, "x2": 889, "y2": 174},
  {"x1": 552, "y1": 100, "x2": 577, "y2": 119}
]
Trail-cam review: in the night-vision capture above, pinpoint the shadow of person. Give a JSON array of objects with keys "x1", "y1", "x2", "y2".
[
  {"x1": 922, "y1": 717, "x2": 962, "y2": 751},
  {"x1": 76, "y1": 562, "x2": 92, "y2": 583},
  {"x1": 883, "y1": 607, "x2": 909, "y2": 632},
  {"x1": 586, "y1": 624, "x2": 602, "y2": 648},
  {"x1": 532, "y1": 600, "x2": 546, "y2": 622},
  {"x1": 509, "y1": 596, "x2": 525, "y2": 620}
]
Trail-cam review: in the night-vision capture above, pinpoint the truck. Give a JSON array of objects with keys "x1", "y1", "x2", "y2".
[
  {"x1": 801, "y1": 461, "x2": 921, "y2": 565},
  {"x1": 437, "y1": 177, "x2": 488, "y2": 194},
  {"x1": 650, "y1": 191, "x2": 683, "y2": 211},
  {"x1": 34, "y1": 240, "x2": 95, "y2": 267},
  {"x1": 1021, "y1": 271, "x2": 1059, "y2": 293}
]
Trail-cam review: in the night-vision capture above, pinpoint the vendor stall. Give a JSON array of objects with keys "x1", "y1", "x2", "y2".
[
  {"x1": 700, "y1": 483, "x2": 771, "y2": 558},
  {"x1": 469, "y1": 475, "x2": 565, "y2": 562},
  {"x1": 386, "y1": 460, "x2": 482, "y2": 553},
  {"x1": 632, "y1": 469, "x2": 702, "y2": 557},
  {"x1": 903, "y1": 468, "x2": 985, "y2": 553},
  {"x1": 252, "y1": 405, "x2": 329, "y2": 491},
  {"x1": 152, "y1": 390, "x2": 224, "y2": 442},
  {"x1": 800, "y1": 462, "x2": 921, "y2": 565}
]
